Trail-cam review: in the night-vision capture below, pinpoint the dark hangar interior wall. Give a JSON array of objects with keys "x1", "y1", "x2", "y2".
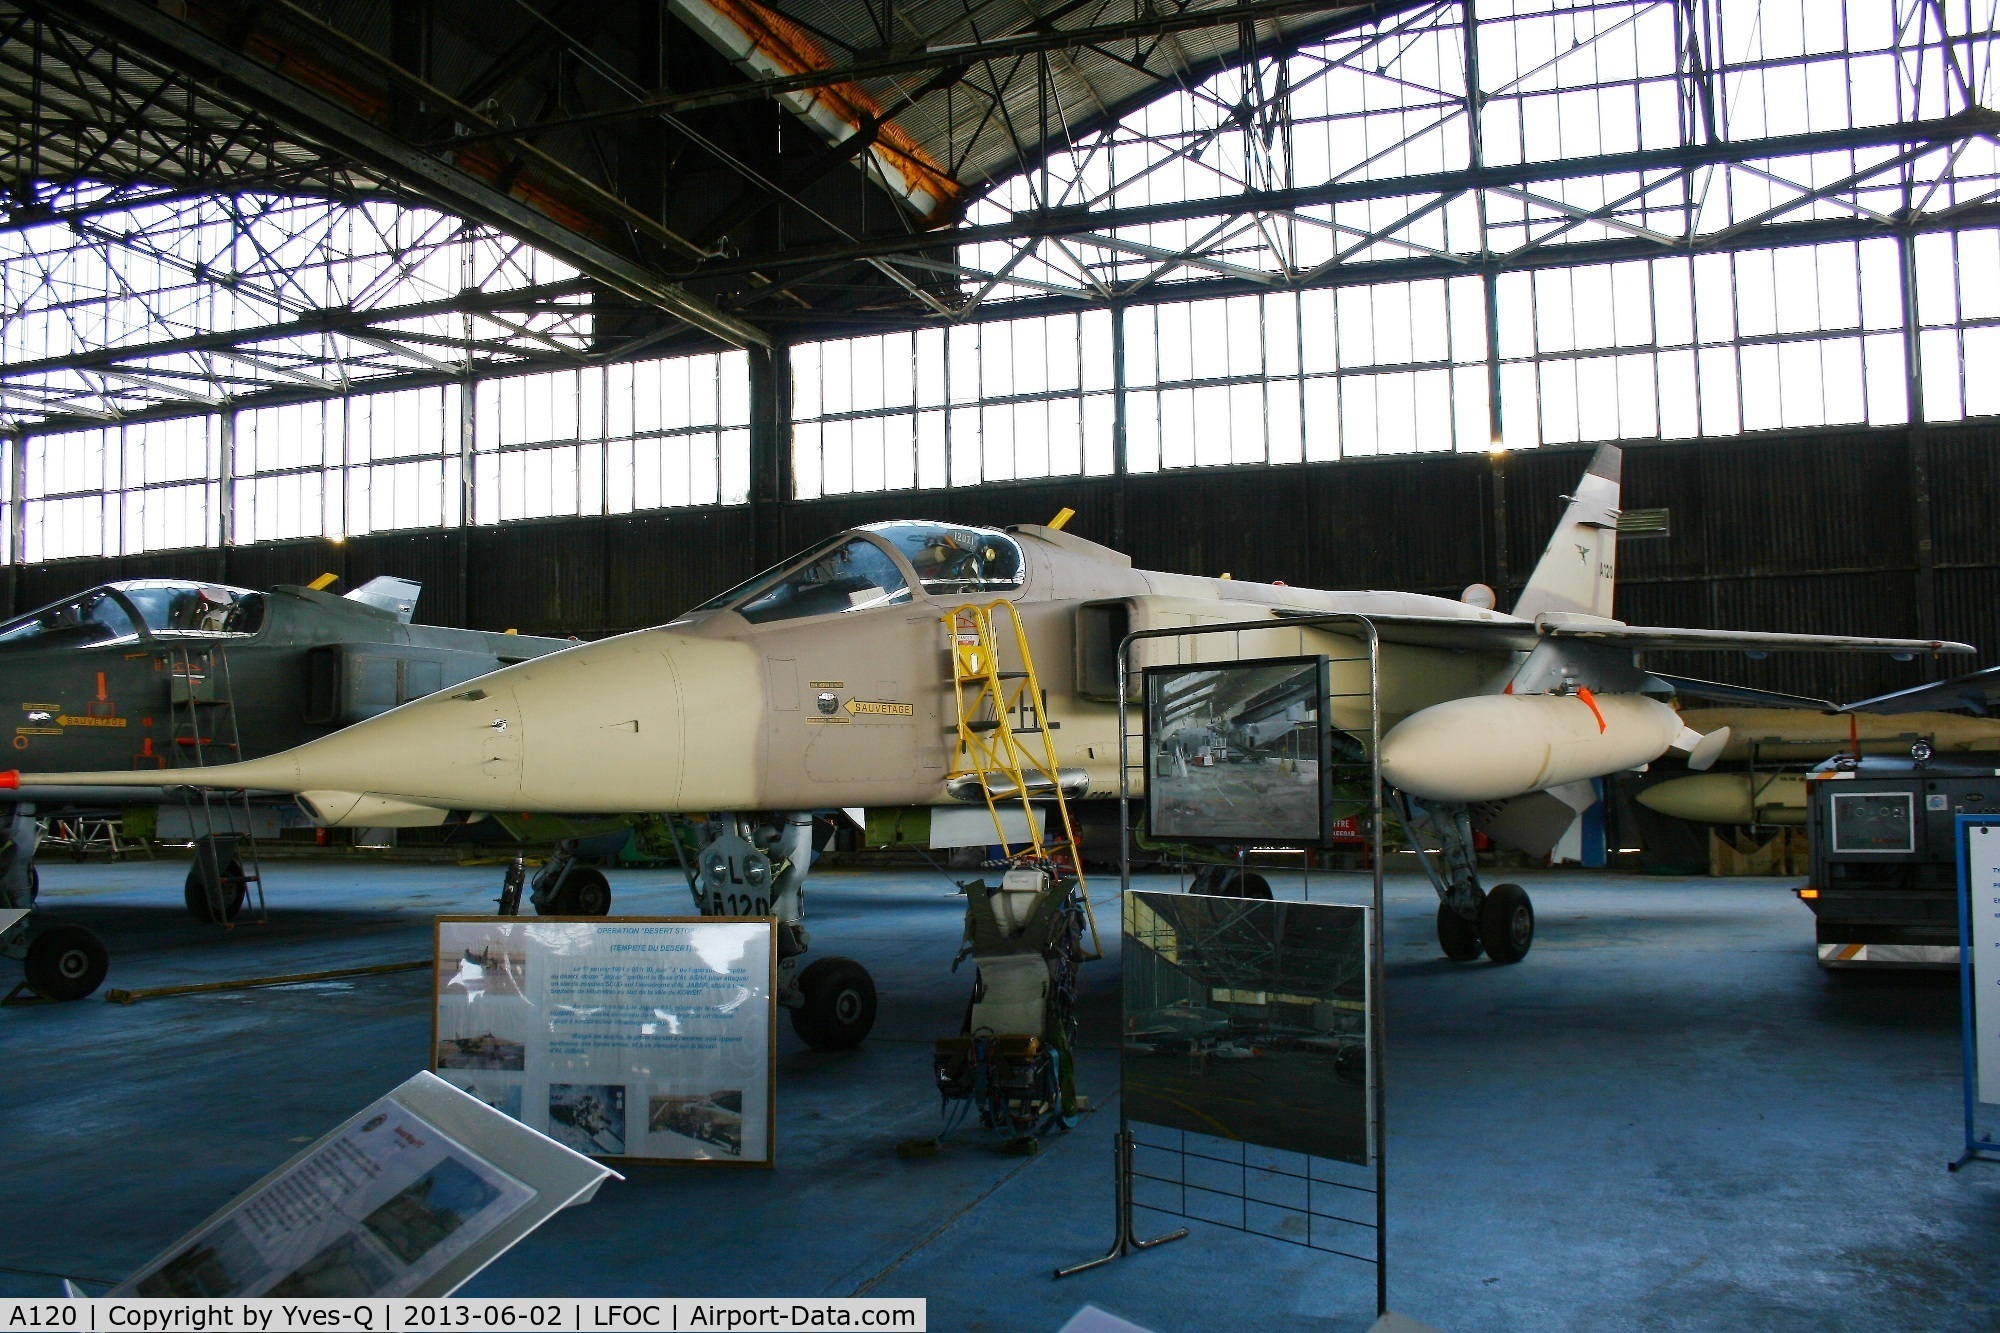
[{"x1": 12, "y1": 421, "x2": 1994, "y2": 704}]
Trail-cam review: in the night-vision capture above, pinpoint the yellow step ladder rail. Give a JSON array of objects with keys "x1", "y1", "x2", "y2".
[{"x1": 943, "y1": 601, "x2": 1102, "y2": 960}]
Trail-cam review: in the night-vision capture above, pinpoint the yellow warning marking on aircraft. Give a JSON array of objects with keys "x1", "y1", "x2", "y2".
[
  {"x1": 15, "y1": 727, "x2": 60, "y2": 736},
  {"x1": 19, "y1": 703, "x2": 59, "y2": 712},
  {"x1": 809, "y1": 680, "x2": 844, "y2": 689},
  {"x1": 57, "y1": 715, "x2": 126, "y2": 728},
  {"x1": 845, "y1": 699, "x2": 913, "y2": 716},
  {"x1": 307, "y1": 572, "x2": 339, "y2": 590},
  {"x1": 806, "y1": 716, "x2": 852, "y2": 725},
  {"x1": 1048, "y1": 506, "x2": 1075, "y2": 531}
]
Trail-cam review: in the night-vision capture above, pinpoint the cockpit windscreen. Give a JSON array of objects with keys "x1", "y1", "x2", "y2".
[{"x1": 0, "y1": 581, "x2": 264, "y2": 652}]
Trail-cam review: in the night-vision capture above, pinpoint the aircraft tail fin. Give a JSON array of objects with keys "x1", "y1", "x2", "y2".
[
  {"x1": 345, "y1": 576, "x2": 421, "y2": 623},
  {"x1": 1512, "y1": 443, "x2": 1620, "y2": 622}
]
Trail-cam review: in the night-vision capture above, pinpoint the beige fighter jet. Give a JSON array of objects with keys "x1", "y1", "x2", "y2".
[{"x1": 12, "y1": 445, "x2": 1971, "y2": 1042}]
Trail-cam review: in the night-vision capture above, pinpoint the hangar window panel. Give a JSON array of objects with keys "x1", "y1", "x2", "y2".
[
  {"x1": 1497, "y1": 241, "x2": 1901, "y2": 444},
  {"x1": 793, "y1": 314, "x2": 1109, "y2": 497},
  {"x1": 1911, "y1": 227, "x2": 2000, "y2": 426},
  {"x1": 123, "y1": 482, "x2": 213, "y2": 556},
  {"x1": 236, "y1": 471, "x2": 326, "y2": 546},
  {"x1": 24, "y1": 495, "x2": 108, "y2": 564},
  {"x1": 351, "y1": 459, "x2": 448, "y2": 536}
]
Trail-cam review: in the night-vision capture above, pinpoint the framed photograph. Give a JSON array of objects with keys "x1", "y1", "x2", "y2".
[
  {"x1": 1143, "y1": 656, "x2": 1332, "y2": 846},
  {"x1": 431, "y1": 917, "x2": 777, "y2": 1167}
]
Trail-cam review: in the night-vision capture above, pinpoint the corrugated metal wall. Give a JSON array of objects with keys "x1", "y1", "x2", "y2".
[{"x1": 13, "y1": 421, "x2": 1995, "y2": 702}]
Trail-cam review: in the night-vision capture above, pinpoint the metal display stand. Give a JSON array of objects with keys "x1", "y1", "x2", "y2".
[
  {"x1": 1058, "y1": 614, "x2": 1388, "y2": 1320},
  {"x1": 1952, "y1": 817, "x2": 2000, "y2": 1171}
]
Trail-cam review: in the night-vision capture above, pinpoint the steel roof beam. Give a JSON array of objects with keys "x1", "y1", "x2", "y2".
[
  {"x1": 0, "y1": 279, "x2": 595, "y2": 380},
  {"x1": 433, "y1": 0, "x2": 1401, "y2": 145},
  {"x1": 678, "y1": 108, "x2": 2000, "y2": 280},
  {"x1": 20, "y1": 0, "x2": 769, "y2": 350}
]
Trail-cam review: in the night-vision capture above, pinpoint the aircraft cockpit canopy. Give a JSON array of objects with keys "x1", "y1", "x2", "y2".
[
  {"x1": 864, "y1": 523, "x2": 1025, "y2": 595},
  {"x1": 0, "y1": 580, "x2": 264, "y2": 652},
  {"x1": 692, "y1": 523, "x2": 1026, "y2": 625}
]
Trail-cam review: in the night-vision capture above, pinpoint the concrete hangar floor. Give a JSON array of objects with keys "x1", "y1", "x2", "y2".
[{"x1": 4, "y1": 859, "x2": 1994, "y2": 1330}]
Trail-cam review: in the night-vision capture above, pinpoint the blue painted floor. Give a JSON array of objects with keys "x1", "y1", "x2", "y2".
[{"x1": 5, "y1": 857, "x2": 1997, "y2": 1330}]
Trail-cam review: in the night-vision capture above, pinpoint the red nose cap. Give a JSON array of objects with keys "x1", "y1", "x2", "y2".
[{"x1": 0, "y1": 771, "x2": 18, "y2": 790}]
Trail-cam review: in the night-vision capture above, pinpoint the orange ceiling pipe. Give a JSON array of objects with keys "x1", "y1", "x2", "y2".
[{"x1": 691, "y1": 0, "x2": 964, "y2": 223}]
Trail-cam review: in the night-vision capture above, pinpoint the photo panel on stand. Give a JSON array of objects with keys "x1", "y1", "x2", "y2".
[
  {"x1": 1122, "y1": 891, "x2": 1370, "y2": 1167},
  {"x1": 1144, "y1": 657, "x2": 1333, "y2": 846}
]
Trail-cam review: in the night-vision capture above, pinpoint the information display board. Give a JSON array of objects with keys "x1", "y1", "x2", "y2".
[
  {"x1": 1958, "y1": 821, "x2": 2000, "y2": 1166},
  {"x1": 432, "y1": 917, "x2": 776, "y2": 1166}
]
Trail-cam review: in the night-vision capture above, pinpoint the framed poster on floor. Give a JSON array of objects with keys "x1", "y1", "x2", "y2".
[{"x1": 432, "y1": 916, "x2": 776, "y2": 1166}]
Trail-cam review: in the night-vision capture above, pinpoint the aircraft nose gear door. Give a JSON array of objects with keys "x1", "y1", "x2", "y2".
[{"x1": 691, "y1": 812, "x2": 877, "y2": 1051}]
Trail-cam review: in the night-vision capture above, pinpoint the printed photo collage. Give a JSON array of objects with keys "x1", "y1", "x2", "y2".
[{"x1": 433, "y1": 920, "x2": 765, "y2": 1164}]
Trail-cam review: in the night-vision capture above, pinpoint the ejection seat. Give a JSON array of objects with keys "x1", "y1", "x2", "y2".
[{"x1": 932, "y1": 867, "x2": 1084, "y2": 1142}]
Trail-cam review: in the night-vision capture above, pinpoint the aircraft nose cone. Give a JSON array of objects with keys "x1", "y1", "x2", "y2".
[{"x1": 48, "y1": 628, "x2": 768, "y2": 819}]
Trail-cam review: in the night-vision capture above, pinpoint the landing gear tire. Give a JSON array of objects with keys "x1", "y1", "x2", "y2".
[
  {"x1": 1479, "y1": 882, "x2": 1534, "y2": 964},
  {"x1": 1437, "y1": 902, "x2": 1484, "y2": 961},
  {"x1": 790, "y1": 956, "x2": 877, "y2": 1051},
  {"x1": 540, "y1": 867, "x2": 612, "y2": 917},
  {"x1": 24, "y1": 924, "x2": 108, "y2": 1001},
  {"x1": 184, "y1": 862, "x2": 246, "y2": 923}
]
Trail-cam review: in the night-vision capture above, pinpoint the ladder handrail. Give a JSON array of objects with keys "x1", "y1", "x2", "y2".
[
  {"x1": 168, "y1": 643, "x2": 266, "y2": 925},
  {"x1": 942, "y1": 600, "x2": 1101, "y2": 960}
]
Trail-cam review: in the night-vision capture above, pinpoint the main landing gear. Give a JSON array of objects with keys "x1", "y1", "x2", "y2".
[
  {"x1": 1, "y1": 804, "x2": 110, "y2": 1002},
  {"x1": 515, "y1": 840, "x2": 613, "y2": 917},
  {"x1": 685, "y1": 813, "x2": 876, "y2": 1051},
  {"x1": 1396, "y1": 797, "x2": 1535, "y2": 965}
]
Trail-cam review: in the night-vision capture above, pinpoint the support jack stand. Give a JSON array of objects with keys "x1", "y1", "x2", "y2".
[
  {"x1": 1054, "y1": 1130, "x2": 1188, "y2": 1278},
  {"x1": 3, "y1": 981, "x2": 54, "y2": 1006}
]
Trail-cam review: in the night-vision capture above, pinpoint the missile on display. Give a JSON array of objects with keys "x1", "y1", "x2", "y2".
[
  {"x1": 1636, "y1": 772, "x2": 1810, "y2": 826},
  {"x1": 1675, "y1": 707, "x2": 2000, "y2": 763},
  {"x1": 7, "y1": 443, "x2": 1973, "y2": 1034}
]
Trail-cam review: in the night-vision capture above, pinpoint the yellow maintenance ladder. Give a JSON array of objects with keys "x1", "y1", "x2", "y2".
[{"x1": 942, "y1": 600, "x2": 1101, "y2": 959}]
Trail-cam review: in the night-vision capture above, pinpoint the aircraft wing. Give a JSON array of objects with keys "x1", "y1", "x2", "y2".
[
  {"x1": 1536, "y1": 623, "x2": 1973, "y2": 655},
  {"x1": 1276, "y1": 609, "x2": 1972, "y2": 657},
  {"x1": 1837, "y1": 663, "x2": 2000, "y2": 716}
]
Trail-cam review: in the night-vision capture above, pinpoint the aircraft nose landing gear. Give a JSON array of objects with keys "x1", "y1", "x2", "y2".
[
  {"x1": 23, "y1": 924, "x2": 109, "y2": 1002},
  {"x1": 687, "y1": 813, "x2": 878, "y2": 1051}
]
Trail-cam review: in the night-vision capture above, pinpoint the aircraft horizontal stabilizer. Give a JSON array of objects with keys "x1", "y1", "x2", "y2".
[
  {"x1": 1646, "y1": 673, "x2": 1837, "y2": 711},
  {"x1": 1838, "y1": 662, "x2": 2000, "y2": 716}
]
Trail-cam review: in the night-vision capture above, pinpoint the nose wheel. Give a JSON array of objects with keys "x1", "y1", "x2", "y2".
[
  {"x1": 790, "y1": 956, "x2": 877, "y2": 1051},
  {"x1": 23, "y1": 924, "x2": 109, "y2": 1001}
]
